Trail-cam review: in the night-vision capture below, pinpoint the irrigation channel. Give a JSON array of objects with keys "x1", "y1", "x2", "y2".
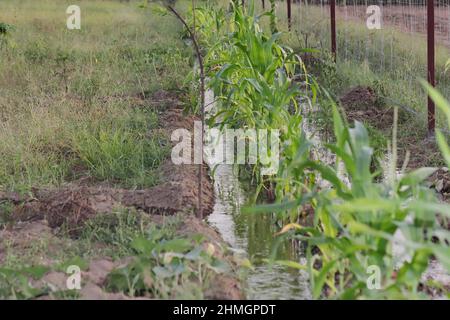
[
  {"x1": 203, "y1": 88, "x2": 314, "y2": 299},
  {"x1": 202, "y1": 88, "x2": 449, "y2": 298}
]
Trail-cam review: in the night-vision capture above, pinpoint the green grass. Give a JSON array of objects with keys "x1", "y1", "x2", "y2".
[
  {"x1": 0, "y1": 0, "x2": 190, "y2": 192},
  {"x1": 283, "y1": 4, "x2": 450, "y2": 129},
  {"x1": 78, "y1": 208, "x2": 181, "y2": 258},
  {"x1": 0, "y1": 207, "x2": 180, "y2": 269}
]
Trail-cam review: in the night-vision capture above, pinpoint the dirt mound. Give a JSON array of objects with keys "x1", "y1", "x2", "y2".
[
  {"x1": 120, "y1": 160, "x2": 214, "y2": 216},
  {"x1": 41, "y1": 187, "x2": 119, "y2": 231},
  {"x1": 339, "y1": 86, "x2": 393, "y2": 131},
  {"x1": 2, "y1": 104, "x2": 214, "y2": 235}
]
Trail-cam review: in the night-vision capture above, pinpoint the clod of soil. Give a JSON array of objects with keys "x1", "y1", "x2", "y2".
[{"x1": 340, "y1": 86, "x2": 377, "y2": 110}]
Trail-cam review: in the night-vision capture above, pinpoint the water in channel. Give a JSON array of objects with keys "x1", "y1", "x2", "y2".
[{"x1": 207, "y1": 164, "x2": 311, "y2": 300}]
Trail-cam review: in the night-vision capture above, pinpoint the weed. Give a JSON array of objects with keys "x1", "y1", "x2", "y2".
[
  {"x1": 0, "y1": 201, "x2": 14, "y2": 227},
  {"x1": 105, "y1": 231, "x2": 229, "y2": 299},
  {"x1": 24, "y1": 39, "x2": 50, "y2": 63},
  {"x1": 0, "y1": 22, "x2": 14, "y2": 36},
  {"x1": 0, "y1": 22, "x2": 14, "y2": 49}
]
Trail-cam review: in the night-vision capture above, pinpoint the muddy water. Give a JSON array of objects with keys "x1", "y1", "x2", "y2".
[
  {"x1": 207, "y1": 165, "x2": 311, "y2": 300},
  {"x1": 202, "y1": 86, "x2": 310, "y2": 299}
]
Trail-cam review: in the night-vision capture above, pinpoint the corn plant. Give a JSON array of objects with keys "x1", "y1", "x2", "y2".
[
  {"x1": 186, "y1": 2, "x2": 450, "y2": 299},
  {"x1": 252, "y1": 103, "x2": 450, "y2": 299}
]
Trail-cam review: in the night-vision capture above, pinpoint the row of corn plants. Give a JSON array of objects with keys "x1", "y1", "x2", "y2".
[{"x1": 177, "y1": 0, "x2": 450, "y2": 299}]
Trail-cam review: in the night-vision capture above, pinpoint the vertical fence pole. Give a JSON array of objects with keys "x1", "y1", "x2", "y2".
[
  {"x1": 287, "y1": 0, "x2": 292, "y2": 31},
  {"x1": 427, "y1": 0, "x2": 435, "y2": 134},
  {"x1": 330, "y1": 0, "x2": 337, "y2": 61},
  {"x1": 262, "y1": 0, "x2": 265, "y2": 10}
]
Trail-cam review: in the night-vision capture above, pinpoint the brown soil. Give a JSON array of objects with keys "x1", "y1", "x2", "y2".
[
  {"x1": 0, "y1": 215, "x2": 243, "y2": 300},
  {"x1": 340, "y1": 86, "x2": 450, "y2": 231},
  {"x1": 398, "y1": 135, "x2": 443, "y2": 170},
  {"x1": 1, "y1": 104, "x2": 214, "y2": 235},
  {"x1": 0, "y1": 220, "x2": 61, "y2": 266},
  {"x1": 0, "y1": 91, "x2": 243, "y2": 300},
  {"x1": 339, "y1": 86, "x2": 394, "y2": 132}
]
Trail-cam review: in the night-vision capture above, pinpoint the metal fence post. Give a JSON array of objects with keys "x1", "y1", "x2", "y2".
[
  {"x1": 330, "y1": 0, "x2": 337, "y2": 61},
  {"x1": 262, "y1": 0, "x2": 265, "y2": 10},
  {"x1": 287, "y1": 0, "x2": 292, "y2": 31},
  {"x1": 427, "y1": 0, "x2": 435, "y2": 134}
]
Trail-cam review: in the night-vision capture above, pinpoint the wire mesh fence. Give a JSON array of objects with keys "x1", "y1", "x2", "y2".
[{"x1": 262, "y1": 0, "x2": 450, "y2": 130}]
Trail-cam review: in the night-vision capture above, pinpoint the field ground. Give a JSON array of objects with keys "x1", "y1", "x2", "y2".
[{"x1": 0, "y1": 0, "x2": 242, "y2": 299}]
